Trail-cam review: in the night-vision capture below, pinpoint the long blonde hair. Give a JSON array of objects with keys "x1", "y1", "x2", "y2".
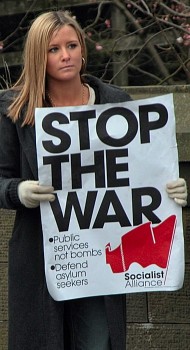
[{"x1": 8, "y1": 10, "x2": 87, "y2": 125}]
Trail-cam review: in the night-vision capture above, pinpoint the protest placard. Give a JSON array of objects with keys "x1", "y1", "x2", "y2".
[{"x1": 35, "y1": 94, "x2": 184, "y2": 301}]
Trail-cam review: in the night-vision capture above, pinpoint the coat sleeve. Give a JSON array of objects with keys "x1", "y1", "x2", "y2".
[{"x1": 0, "y1": 99, "x2": 23, "y2": 209}]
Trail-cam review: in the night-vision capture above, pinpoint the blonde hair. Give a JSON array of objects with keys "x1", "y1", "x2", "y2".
[{"x1": 8, "y1": 10, "x2": 87, "y2": 125}]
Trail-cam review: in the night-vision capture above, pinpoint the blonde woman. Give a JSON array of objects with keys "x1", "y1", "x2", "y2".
[{"x1": 0, "y1": 10, "x2": 187, "y2": 350}]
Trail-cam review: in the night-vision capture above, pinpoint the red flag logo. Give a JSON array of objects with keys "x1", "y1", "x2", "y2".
[{"x1": 105, "y1": 215, "x2": 176, "y2": 273}]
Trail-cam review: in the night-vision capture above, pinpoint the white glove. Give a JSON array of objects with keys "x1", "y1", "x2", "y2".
[
  {"x1": 18, "y1": 180, "x2": 55, "y2": 208},
  {"x1": 166, "y1": 178, "x2": 187, "y2": 207}
]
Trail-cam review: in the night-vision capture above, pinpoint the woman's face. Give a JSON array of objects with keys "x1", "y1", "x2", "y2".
[{"x1": 46, "y1": 25, "x2": 83, "y2": 83}]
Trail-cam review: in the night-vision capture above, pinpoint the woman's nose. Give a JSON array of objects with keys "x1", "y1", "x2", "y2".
[{"x1": 60, "y1": 48, "x2": 70, "y2": 61}]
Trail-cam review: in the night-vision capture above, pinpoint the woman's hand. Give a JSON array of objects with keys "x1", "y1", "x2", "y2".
[
  {"x1": 18, "y1": 180, "x2": 55, "y2": 208},
  {"x1": 166, "y1": 178, "x2": 187, "y2": 207}
]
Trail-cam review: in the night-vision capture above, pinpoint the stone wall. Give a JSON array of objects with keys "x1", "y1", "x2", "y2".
[{"x1": 0, "y1": 85, "x2": 190, "y2": 349}]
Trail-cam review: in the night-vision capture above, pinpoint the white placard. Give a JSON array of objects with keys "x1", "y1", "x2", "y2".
[{"x1": 35, "y1": 94, "x2": 184, "y2": 301}]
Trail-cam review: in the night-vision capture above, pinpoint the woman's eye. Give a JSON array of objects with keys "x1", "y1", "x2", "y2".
[
  {"x1": 68, "y1": 43, "x2": 77, "y2": 49},
  {"x1": 49, "y1": 47, "x2": 58, "y2": 53}
]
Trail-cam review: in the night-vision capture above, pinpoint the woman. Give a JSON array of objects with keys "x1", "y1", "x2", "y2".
[{"x1": 0, "y1": 10, "x2": 187, "y2": 350}]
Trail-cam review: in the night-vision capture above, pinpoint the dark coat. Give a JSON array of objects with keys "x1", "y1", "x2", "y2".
[{"x1": 0, "y1": 75, "x2": 132, "y2": 350}]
